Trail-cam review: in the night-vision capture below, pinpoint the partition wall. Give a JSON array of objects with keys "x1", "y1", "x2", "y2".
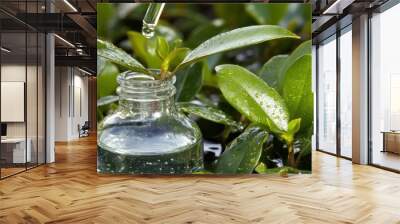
[{"x1": 0, "y1": 1, "x2": 46, "y2": 179}]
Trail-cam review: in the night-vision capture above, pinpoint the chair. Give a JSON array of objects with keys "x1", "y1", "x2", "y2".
[{"x1": 78, "y1": 121, "x2": 90, "y2": 138}]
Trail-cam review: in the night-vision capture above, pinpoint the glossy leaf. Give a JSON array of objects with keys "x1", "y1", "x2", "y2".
[
  {"x1": 281, "y1": 40, "x2": 311, "y2": 81},
  {"x1": 177, "y1": 102, "x2": 243, "y2": 130},
  {"x1": 174, "y1": 63, "x2": 203, "y2": 102},
  {"x1": 281, "y1": 118, "x2": 301, "y2": 144},
  {"x1": 287, "y1": 118, "x2": 301, "y2": 136},
  {"x1": 178, "y1": 25, "x2": 299, "y2": 70},
  {"x1": 97, "y1": 39, "x2": 149, "y2": 74},
  {"x1": 171, "y1": 39, "x2": 183, "y2": 50},
  {"x1": 258, "y1": 54, "x2": 288, "y2": 90},
  {"x1": 266, "y1": 40, "x2": 312, "y2": 94},
  {"x1": 97, "y1": 61, "x2": 119, "y2": 99},
  {"x1": 296, "y1": 91, "x2": 314, "y2": 135},
  {"x1": 156, "y1": 36, "x2": 170, "y2": 59},
  {"x1": 216, "y1": 125, "x2": 269, "y2": 174},
  {"x1": 282, "y1": 54, "x2": 312, "y2": 132},
  {"x1": 127, "y1": 31, "x2": 162, "y2": 68},
  {"x1": 161, "y1": 48, "x2": 190, "y2": 73},
  {"x1": 216, "y1": 64, "x2": 289, "y2": 133}
]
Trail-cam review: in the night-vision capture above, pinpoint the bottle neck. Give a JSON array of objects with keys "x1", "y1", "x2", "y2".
[
  {"x1": 119, "y1": 94, "x2": 175, "y2": 115},
  {"x1": 117, "y1": 71, "x2": 176, "y2": 117}
]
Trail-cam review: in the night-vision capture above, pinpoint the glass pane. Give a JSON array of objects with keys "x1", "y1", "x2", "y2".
[
  {"x1": 38, "y1": 32, "x2": 45, "y2": 165},
  {"x1": 317, "y1": 35, "x2": 337, "y2": 154},
  {"x1": 340, "y1": 27, "x2": 352, "y2": 158},
  {"x1": 371, "y1": 4, "x2": 400, "y2": 171},
  {"x1": 1, "y1": 30, "x2": 27, "y2": 177},
  {"x1": 312, "y1": 45, "x2": 317, "y2": 150},
  {"x1": 27, "y1": 30, "x2": 38, "y2": 169}
]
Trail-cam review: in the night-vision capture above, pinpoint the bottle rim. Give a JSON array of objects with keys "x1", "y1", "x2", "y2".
[{"x1": 117, "y1": 70, "x2": 176, "y2": 98}]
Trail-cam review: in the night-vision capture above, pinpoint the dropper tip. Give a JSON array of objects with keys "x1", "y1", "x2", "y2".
[{"x1": 142, "y1": 21, "x2": 155, "y2": 39}]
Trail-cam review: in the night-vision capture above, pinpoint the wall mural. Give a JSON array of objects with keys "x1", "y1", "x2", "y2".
[{"x1": 96, "y1": 3, "x2": 312, "y2": 175}]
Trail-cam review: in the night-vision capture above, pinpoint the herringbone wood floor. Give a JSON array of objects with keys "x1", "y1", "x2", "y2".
[{"x1": 1, "y1": 135, "x2": 400, "y2": 224}]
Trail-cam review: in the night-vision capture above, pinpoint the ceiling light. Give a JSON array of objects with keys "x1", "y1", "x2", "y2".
[
  {"x1": 1, "y1": 47, "x2": 11, "y2": 53},
  {"x1": 322, "y1": 0, "x2": 354, "y2": 15},
  {"x1": 54, "y1": 34, "x2": 75, "y2": 48},
  {"x1": 78, "y1": 67, "x2": 92, "y2": 76},
  {"x1": 63, "y1": 0, "x2": 78, "y2": 12}
]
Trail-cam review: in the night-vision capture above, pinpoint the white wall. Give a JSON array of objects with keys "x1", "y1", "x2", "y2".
[
  {"x1": 1, "y1": 63, "x2": 46, "y2": 164},
  {"x1": 54, "y1": 67, "x2": 89, "y2": 141}
]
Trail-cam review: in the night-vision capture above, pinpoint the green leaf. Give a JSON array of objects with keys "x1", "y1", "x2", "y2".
[
  {"x1": 177, "y1": 102, "x2": 243, "y2": 130},
  {"x1": 296, "y1": 91, "x2": 314, "y2": 135},
  {"x1": 171, "y1": 39, "x2": 183, "y2": 50},
  {"x1": 156, "y1": 36, "x2": 170, "y2": 59},
  {"x1": 287, "y1": 118, "x2": 301, "y2": 136},
  {"x1": 161, "y1": 48, "x2": 190, "y2": 73},
  {"x1": 178, "y1": 25, "x2": 299, "y2": 70},
  {"x1": 97, "y1": 39, "x2": 149, "y2": 75},
  {"x1": 281, "y1": 118, "x2": 301, "y2": 144},
  {"x1": 174, "y1": 63, "x2": 203, "y2": 102},
  {"x1": 280, "y1": 40, "x2": 311, "y2": 85},
  {"x1": 216, "y1": 125, "x2": 269, "y2": 174},
  {"x1": 282, "y1": 54, "x2": 312, "y2": 132},
  {"x1": 266, "y1": 40, "x2": 312, "y2": 94},
  {"x1": 97, "y1": 61, "x2": 119, "y2": 99},
  {"x1": 127, "y1": 31, "x2": 162, "y2": 68},
  {"x1": 255, "y1": 162, "x2": 268, "y2": 174},
  {"x1": 287, "y1": 41, "x2": 311, "y2": 65},
  {"x1": 216, "y1": 64, "x2": 289, "y2": 133},
  {"x1": 258, "y1": 54, "x2": 288, "y2": 90}
]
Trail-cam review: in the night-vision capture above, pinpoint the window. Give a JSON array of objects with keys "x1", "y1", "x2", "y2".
[
  {"x1": 0, "y1": 2, "x2": 46, "y2": 179},
  {"x1": 317, "y1": 35, "x2": 337, "y2": 154},
  {"x1": 370, "y1": 3, "x2": 400, "y2": 171},
  {"x1": 339, "y1": 26, "x2": 352, "y2": 158}
]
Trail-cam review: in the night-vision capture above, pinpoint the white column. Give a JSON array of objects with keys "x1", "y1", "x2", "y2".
[
  {"x1": 46, "y1": 32, "x2": 55, "y2": 163},
  {"x1": 352, "y1": 14, "x2": 369, "y2": 164}
]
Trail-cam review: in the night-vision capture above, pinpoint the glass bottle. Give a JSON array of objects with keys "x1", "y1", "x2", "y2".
[{"x1": 97, "y1": 71, "x2": 203, "y2": 174}]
